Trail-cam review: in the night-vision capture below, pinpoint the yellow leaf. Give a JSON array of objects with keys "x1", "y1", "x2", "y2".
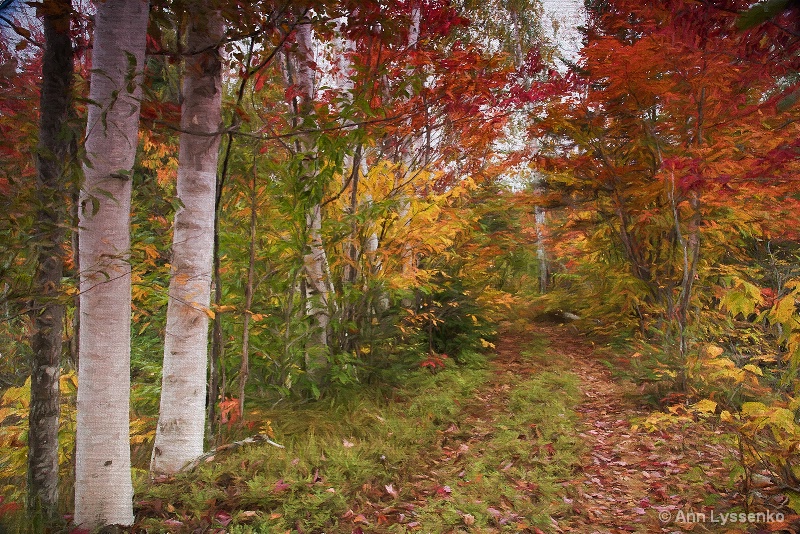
[
  {"x1": 693, "y1": 399, "x2": 718, "y2": 414},
  {"x1": 704, "y1": 345, "x2": 724, "y2": 358},
  {"x1": 193, "y1": 303, "x2": 215, "y2": 319},
  {"x1": 773, "y1": 294, "x2": 797, "y2": 324},
  {"x1": 742, "y1": 364, "x2": 763, "y2": 376}
]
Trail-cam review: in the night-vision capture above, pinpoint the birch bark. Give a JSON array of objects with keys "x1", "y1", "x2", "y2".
[
  {"x1": 151, "y1": 0, "x2": 223, "y2": 474},
  {"x1": 75, "y1": 0, "x2": 148, "y2": 527}
]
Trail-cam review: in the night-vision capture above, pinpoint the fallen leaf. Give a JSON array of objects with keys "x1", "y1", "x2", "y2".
[{"x1": 273, "y1": 479, "x2": 291, "y2": 492}]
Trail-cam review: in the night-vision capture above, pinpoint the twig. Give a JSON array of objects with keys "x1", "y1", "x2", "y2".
[{"x1": 178, "y1": 434, "x2": 285, "y2": 473}]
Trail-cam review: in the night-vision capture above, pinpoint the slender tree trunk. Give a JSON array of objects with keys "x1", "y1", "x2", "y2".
[
  {"x1": 74, "y1": 0, "x2": 148, "y2": 527},
  {"x1": 28, "y1": 0, "x2": 73, "y2": 519},
  {"x1": 239, "y1": 161, "x2": 258, "y2": 420},
  {"x1": 344, "y1": 145, "x2": 363, "y2": 286},
  {"x1": 151, "y1": 0, "x2": 223, "y2": 474},
  {"x1": 209, "y1": 38, "x2": 255, "y2": 438},
  {"x1": 289, "y1": 14, "x2": 335, "y2": 386}
]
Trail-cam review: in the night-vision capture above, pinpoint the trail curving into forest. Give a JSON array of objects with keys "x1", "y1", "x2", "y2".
[
  {"x1": 541, "y1": 324, "x2": 738, "y2": 534},
  {"x1": 342, "y1": 322, "x2": 745, "y2": 533}
]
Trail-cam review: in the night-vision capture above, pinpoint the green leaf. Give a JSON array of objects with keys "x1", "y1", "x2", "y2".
[{"x1": 736, "y1": 0, "x2": 792, "y2": 30}]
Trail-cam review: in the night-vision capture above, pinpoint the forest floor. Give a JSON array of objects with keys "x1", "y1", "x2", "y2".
[
  {"x1": 130, "y1": 320, "x2": 798, "y2": 533},
  {"x1": 340, "y1": 321, "x2": 784, "y2": 534}
]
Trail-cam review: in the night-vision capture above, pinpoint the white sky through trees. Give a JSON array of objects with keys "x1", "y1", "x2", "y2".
[{"x1": 542, "y1": 0, "x2": 584, "y2": 66}]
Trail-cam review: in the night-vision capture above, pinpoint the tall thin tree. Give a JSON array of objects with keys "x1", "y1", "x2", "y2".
[
  {"x1": 283, "y1": 9, "x2": 336, "y2": 387},
  {"x1": 28, "y1": 0, "x2": 72, "y2": 519},
  {"x1": 74, "y1": 0, "x2": 149, "y2": 527},
  {"x1": 150, "y1": 0, "x2": 223, "y2": 474}
]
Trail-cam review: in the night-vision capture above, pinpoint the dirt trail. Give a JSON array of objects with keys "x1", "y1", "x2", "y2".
[
  {"x1": 346, "y1": 322, "x2": 742, "y2": 533},
  {"x1": 537, "y1": 323, "x2": 738, "y2": 534}
]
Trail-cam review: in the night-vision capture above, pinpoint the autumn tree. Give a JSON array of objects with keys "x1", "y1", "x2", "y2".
[
  {"x1": 532, "y1": 0, "x2": 800, "y2": 381},
  {"x1": 74, "y1": 0, "x2": 149, "y2": 526}
]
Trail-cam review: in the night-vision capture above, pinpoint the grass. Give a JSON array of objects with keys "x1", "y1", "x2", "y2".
[
  {"x1": 405, "y1": 359, "x2": 584, "y2": 532},
  {"x1": 131, "y1": 333, "x2": 586, "y2": 533},
  {"x1": 133, "y1": 364, "x2": 492, "y2": 532},
  {"x1": 0, "y1": 327, "x2": 584, "y2": 532},
  {"x1": 0, "y1": 327, "x2": 588, "y2": 533}
]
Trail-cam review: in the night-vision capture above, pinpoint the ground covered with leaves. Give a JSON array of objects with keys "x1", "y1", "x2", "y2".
[{"x1": 129, "y1": 320, "x2": 797, "y2": 533}]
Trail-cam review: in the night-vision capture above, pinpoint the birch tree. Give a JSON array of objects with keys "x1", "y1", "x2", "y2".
[
  {"x1": 284, "y1": 10, "x2": 335, "y2": 386},
  {"x1": 28, "y1": 0, "x2": 72, "y2": 519},
  {"x1": 74, "y1": 0, "x2": 148, "y2": 527},
  {"x1": 151, "y1": 0, "x2": 223, "y2": 474}
]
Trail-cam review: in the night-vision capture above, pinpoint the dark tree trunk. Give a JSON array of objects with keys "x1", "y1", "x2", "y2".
[{"x1": 28, "y1": 0, "x2": 73, "y2": 519}]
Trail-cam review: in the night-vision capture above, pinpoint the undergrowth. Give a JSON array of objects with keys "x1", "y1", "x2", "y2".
[
  {"x1": 133, "y1": 364, "x2": 490, "y2": 532},
  {"x1": 131, "y1": 334, "x2": 585, "y2": 532}
]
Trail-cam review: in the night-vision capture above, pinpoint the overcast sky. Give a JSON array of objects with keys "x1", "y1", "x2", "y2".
[{"x1": 541, "y1": 0, "x2": 585, "y2": 65}]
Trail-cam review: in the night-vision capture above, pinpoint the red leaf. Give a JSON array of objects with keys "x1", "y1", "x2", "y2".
[
  {"x1": 214, "y1": 511, "x2": 232, "y2": 526},
  {"x1": 273, "y1": 479, "x2": 291, "y2": 492}
]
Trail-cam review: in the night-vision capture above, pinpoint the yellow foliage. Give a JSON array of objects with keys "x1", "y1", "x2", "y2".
[{"x1": 692, "y1": 399, "x2": 718, "y2": 414}]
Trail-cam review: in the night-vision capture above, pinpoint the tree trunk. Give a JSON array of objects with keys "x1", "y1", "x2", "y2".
[
  {"x1": 151, "y1": 0, "x2": 223, "y2": 474},
  {"x1": 28, "y1": 0, "x2": 73, "y2": 519},
  {"x1": 74, "y1": 0, "x2": 148, "y2": 528},
  {"x1": 239, "y1": 160, "x2": 258, "y2": 421},
  {"x1": 289, "y1": 14, "x2": 335, "y2": 386}
]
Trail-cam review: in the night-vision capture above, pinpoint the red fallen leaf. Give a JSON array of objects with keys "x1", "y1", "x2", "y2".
[
  {"x1": 273, "y1": 479, "x2": 291, "y2": 492},
  {"x1": 766, "y1": 521, "x2": 791, "y2": 532},
  {"x1": 435, "y1": 485, "x2": 452, "y2": 496},
  {"x1": 544, "y1": 443, "x2": 556, "y2": 456},
  {"x1": 215, "y1": 510, "x2": 232, "y2": 526},
  {"x1": 354, "y1": 514, "x2": 369, "y2": 524},
  {"x1": 162, "y1": 519, "x2": 184, "y2": 527}
]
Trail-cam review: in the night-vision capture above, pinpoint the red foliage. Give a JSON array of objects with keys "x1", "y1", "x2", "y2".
[{"x1": 420, "y1": 352, "x2": 447, "y2": 372}]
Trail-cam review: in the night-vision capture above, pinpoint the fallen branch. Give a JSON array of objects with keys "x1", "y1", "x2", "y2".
[{"x1": 180, "y1": 434, "x2": 285, "y2": 473}]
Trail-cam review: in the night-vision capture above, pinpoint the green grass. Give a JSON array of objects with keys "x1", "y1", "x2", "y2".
[
  {"x1": 133, "y1": 365, "x2": 490, "y2": 532},
  {"x1": 131, "y1": 336, "x2": 586, "y2": 532},
  {"x1": 407, "y1": 367, "x2": 584, "y2": 532}
]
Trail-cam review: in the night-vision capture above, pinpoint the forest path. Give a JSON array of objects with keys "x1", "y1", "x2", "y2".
[
  {"x1": 540, "y1": 323, "x2": 737, "y2": 534},
  {"x1": 345, "y1": 321, "x2": 740, "y2": 533}
]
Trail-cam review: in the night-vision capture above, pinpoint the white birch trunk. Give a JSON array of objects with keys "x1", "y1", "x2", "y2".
[
  {"x1": 74, "y1": 0, "x2": 148, "y2": 527},
  {"x1": 399, "y1": 5, "x2": 421, "y2": 282},
  {"x1": 293, "y1": 17, "x2": 335, "y2": 383},
  {"x1": 150, "y1": 1, "x2": 223, "y2": 474}
]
